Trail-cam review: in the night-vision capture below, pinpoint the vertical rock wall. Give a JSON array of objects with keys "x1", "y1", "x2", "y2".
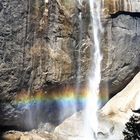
[{"x1": 0, "y1": 0, "x2": 140, "y2": 130}]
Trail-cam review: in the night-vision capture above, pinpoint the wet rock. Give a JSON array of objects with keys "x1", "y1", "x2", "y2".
[
  {"x1": 54, "y1": 111, "x2": 124, "y2": 140},
  {"x1": 54, "y1": 72, "x2": 140, "y2": 140},
  {"x1": 2, "y1": 72, "x2": 140, "y2": 140},
  {"x1": 0, "y1": 0, "x2": 140, "y2": 130}
]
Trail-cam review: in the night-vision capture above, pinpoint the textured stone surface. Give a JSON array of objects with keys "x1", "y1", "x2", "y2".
[
  {"x1": 101, "y1": 13, "x2": 140, "y2": 95},
  {"x1": 54, "y1": 111, "x2": 125, "y2": 140},
  {"x1": 0, "y1": 0, "x2": 140, "y2": 130},
  {"x1": 0, "y1": 0, "x2": 80, "y2": 130},
  {"x1": 104, "y1": 0, "x2": 140, "y2": 16},
  {"x1": 2, "y1": 130, "x2": 56, "y2": 140},
  {"x1": 0, "y1": 0, "x2": 45, "y2": 129},
  {"x1": 101, "y1": 72, "x2": 140, "y2": 120},
  {"x1": 54, "y1": 72, "x2": 140, "y2": 140}
]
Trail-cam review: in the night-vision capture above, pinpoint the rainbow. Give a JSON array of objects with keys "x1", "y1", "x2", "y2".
[
  {"x1": 15, "y1": 86, "x2": 108, "y2": 110},
  {"x1": 15, "y1": 87, "x2": 84, "y2": 109}
]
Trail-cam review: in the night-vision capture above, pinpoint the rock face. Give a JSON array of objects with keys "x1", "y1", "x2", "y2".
[
  {"x1": 102, "y1": 0, "x2": 140, "y2": 95},
  {"x1": 104, "y1": 0, "x2": 140, "y2": 16},
  {"x1": 101, "y1": 71, "x2": 140, "y2": 121},
  {"x1": 53, "y1": 72, "x2": 140, "y2": 140},
  {"x1": 0, "y1": 0, "x2": 81, "y2": 130},
  {"x1": 54, "y1": 112, "x2": 125, "y2": 140},
  {"x1": 0, "y1": 0, "x2": 45, "y2": 129},
  {"x1": 102, "y1": 12, "x2": 140, "y2": 96},
  {"x1": 0, "y1": 0, "x2": 140, "y2": 130}
]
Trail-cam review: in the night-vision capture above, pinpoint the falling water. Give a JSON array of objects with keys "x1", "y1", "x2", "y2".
[
  {"x1": 84, "y1": 0, "x2": 103, "y2": 139},
  {"x1": 75, "y1": 0, "x2": 83, "y2": 111}
]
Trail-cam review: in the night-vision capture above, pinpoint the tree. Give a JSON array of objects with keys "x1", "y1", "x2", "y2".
[{"x1": 123, "y1": 113, "x2": 140, "y2": 140}]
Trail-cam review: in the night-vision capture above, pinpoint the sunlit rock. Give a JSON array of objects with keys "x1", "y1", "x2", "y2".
[
  {"x1": 53, "y1": 111, "x2": 124, "y2": 140},
  {"x1": 54, "y1": 72, "x2": 140, "y2": 139},
  {"x1": 101, "y1": 72, "x2": 140, "y2": 122},
  {"x1": 103, "y1": 0, "x2": 140, "y2": 17},
  {"x1": 2, "y1": 130, "x2": 55, "y2": 140},
  {"x1": 0, "y1": 0, "x2": 140, "y2": 130}
]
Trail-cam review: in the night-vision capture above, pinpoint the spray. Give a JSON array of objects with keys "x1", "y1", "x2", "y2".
[{"x1": 84, "y1": 0, "x2": 103, "y2": 139}]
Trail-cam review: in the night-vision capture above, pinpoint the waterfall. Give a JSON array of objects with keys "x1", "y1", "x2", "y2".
[
  {"x1": 76, "y1": 0, "x2": 83, "y2": 111},
  {"x1": 84, "y1": 0, "x2": 103, "y2": 139}
]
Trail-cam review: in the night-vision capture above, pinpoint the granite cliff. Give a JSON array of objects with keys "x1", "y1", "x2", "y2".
[{"x1": 0, "y1": 0, "x2": 140, "y2": 130}]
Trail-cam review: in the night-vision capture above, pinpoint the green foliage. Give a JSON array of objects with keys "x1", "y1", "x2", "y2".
[{"x1": 123, "y1": 114, "x2": 140, "y2": 140}]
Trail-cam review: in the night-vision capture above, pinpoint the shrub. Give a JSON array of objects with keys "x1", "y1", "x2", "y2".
[{"x1": 123, "y1": 112, "x2": 140, "y2": 140}]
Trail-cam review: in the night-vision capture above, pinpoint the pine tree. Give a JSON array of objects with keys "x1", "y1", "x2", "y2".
[{"x1": 123, "y1": 114, "x2": 140, "y2": 140}]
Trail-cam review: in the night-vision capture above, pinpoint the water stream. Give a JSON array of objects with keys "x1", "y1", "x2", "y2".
[
  {"x1": 76, "y1": 0, "x2": 83, "y2": 111},
  {"x1": 84, "y1": 0, "x2": 103, "y2": 139},
  {"x1": 17, "y1": 0, "x2": 103, "y2": 134}
]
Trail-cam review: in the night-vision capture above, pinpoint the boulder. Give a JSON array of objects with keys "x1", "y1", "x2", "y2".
[
  {"x1": 2, "y1": 130, "x2": 55, "y2": 140},
  {"x1": 54, "y1": 111, "x2": 125, "y2": 140},
  {"x1": 54, "y1": 72, "x2": 140, "y2": 140},
  {"x1": 101, "y1": 72, "x2": 140, "y2": 122}
]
